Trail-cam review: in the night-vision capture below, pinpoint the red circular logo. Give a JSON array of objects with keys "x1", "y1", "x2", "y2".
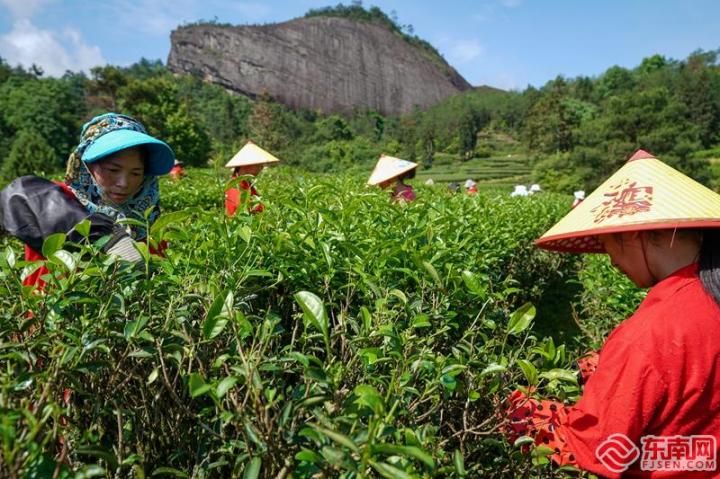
[{"x1": 596, "y1": 433, "x2": 641, "y2": 473}]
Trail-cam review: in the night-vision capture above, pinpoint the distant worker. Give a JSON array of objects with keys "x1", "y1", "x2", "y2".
[
  {"x1": 224, "y1": 141, "x2": 279, "y2": 216},
  {"x1": 529, "y1": 183, "x2": 541, "y2": 194},
  {"x1": 425, "y1": 178, "x2": 435, "y2": 186},
  {"x1": 465, "y1": 179, "x2": 478, "y2": 195},
  {"x1": 169, "y1": 159, "x2": 186, "y2": 181},
  {"x1": 448, "y1": 182, "x2": 460, "y2": 194},
  {"x1": 572, "y1": 190, "x2": 585, "y2": 208},
  {"x1": 367, "y1": 154, "x2": 418, "y2": 202},
  {"x1": 510, "y1": 185, "x2": 529, "y2": 197}
]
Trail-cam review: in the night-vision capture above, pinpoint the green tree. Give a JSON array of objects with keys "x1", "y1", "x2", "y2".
[
  {"x1": 0, "y1": 76, "x2": 84, "y2": 169},
  {"x1": 0, "y1": 56, "x2": 12, "y2": 84},
  {"x1": 523, "y1": 77, "x2": 576, "y2": 153},
  {"x1": 315, "y1": 115, "x2": 354, "y2": 142},
  {"x1": 247, "y1": 93, "x2": 289, "y2": 152},
  {"x1": 676, "y1": 50, "x2": 720, "y2": 147},
  {"x1": 1, "y1": 129, "x2": 57, "y2": 181},
  {"x1": 418, "y1": 116, "x2": 436, "y2": 168},
  {"x1": 89, "y1": 65, "x2": 128, "y2": 111},
  {"x1": 118, "y1": 77, "x2": 210, "y2": 166},
  {"x1": 458, "y1": 107, "x2": 490, "y2": 160},
  {"x1": 595, "y1": 65, "x2": 635, "y2": 100},
  {"x1": 163, "y1": 104, "x2": 212, "y2": 167},
  {"x1": 176, "y1": 76, "x2": 251, "y2": 157}
]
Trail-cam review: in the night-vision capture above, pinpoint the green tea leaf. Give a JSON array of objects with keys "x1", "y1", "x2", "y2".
[
  {"x1": 216, "y1": 376, "x2": 238, "y2": 398},
  {"x1": 294, "y1": 291, "x2": 328, "y2": 340},
  {"x1": 517, "y1": 359, "x2": 538, "y2": 385},
  {"x1": 242, "y1": 457, "x2": 261, "y2": 479},
  {"x1": 146, "y1": 367, "x2": 159, "y2": 385},
  {"x1": 203, "y1": 290, "x2": 233, "y2": 339},
  {"x1": 353, "y1": 384, "x2": 385, "y2": 415},
  {"x1": 42, "y1": 232, "x2": 66, "y2": 258},
  {"x1": 514, "y1": 436, "x2": 535, "y2": 447},
  {"x1": 239, "y1": 226, "x2": 252, "y2": 244},
  {"x1": 422, "y1": 260, "x2": 442, "y2": 286},
  {"x1": 150, "y1": 209, "x2": 194, "y2": 237},
  {"x1": 539, "y1": 368, "x2": 578, "y2": 384},
  {"x1": 480, "y1": 363, "x2": 506, "y2": 376},
  {"x1": 4, "y1": 246, "x2": 16, "y2": 269},
  {"x1": 74, "y1": 219, "x2": 91, "y2": 238},
  {"x1": 309, "y1": 424, "x2": 359, "y2": 453},
  {"x1": 454, "y1": 449, "x2": 467, "y2": 476},
  {"x1": 412, "y1": 314, "x2": 431, "y2": 328},
  {"x1": 507, "y1": 302, "x2": 535, "y2": 335},
  {"x1": 151, "y1": 467, "x2": 189, "y2": 477},
  {"x1": 49, "y1": 250, "x2": 76, "y2": 272},
  {"x1": 370, "y1": 461, "x2": 414, "y2": 479},
  {"x1": 372, "y1": 443, "x2": 435, "y2": 468},
  {"x1": 188, "y1": 373, "x2": 211, "y2": 398},
  {"x1": 295, "y1": 449, "x2": 322, "y2": 464},
  {"x1": 461, "y1": 270, "x2": 487, "y2": 298}
]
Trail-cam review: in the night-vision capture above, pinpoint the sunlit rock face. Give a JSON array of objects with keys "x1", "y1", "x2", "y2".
[{"x1": 167, "y1": 16, "x2": 471, "y2": 115}]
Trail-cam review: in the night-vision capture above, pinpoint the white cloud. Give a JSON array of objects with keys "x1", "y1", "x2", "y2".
[
  {"x1": 0, "y1": 19, "x2": 105, "y2": 76},
  {"x1": 446, "y1": 39, "x2": 485, "y2": 65},
  {"x1": 103, "y1": 0, "x2": 197, "y2": 36},
  {"x1": 101, "y1": 0, "x2": 272, "y2": 36},
  {"x1": 0, "y1": 0, "x2": 53, "y2": 19}
]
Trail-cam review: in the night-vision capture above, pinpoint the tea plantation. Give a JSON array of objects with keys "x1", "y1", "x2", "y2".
[{"x1": 0, "y1": 169, "x2": 644, "y2": 478}]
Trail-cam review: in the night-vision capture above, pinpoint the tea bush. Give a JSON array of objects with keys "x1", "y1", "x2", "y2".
[{"x1": 0, "y1": 170, "x2": 637, "y2": 478}]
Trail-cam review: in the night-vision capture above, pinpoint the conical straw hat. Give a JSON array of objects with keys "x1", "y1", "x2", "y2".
[
  {"x1": 536, "y1": 149, "x2": 720, "y2": 253},
  {"x1": 225, "y1": 141, "x2": 281, "y2": 168},
  {"x1": 367, "y1": 155, "x2": 418, "y2": 185}
]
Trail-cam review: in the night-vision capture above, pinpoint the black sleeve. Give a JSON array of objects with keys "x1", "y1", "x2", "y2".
[{"x1": 0, "y1": 176, "x2": 128, "y2": 252}]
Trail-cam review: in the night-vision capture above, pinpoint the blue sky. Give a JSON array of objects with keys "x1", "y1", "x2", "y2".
[{"x1": 0, "y1": 0, "x2": 717, "y2": 90}]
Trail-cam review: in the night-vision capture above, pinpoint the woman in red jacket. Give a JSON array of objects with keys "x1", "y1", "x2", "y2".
[
  {"x1": 169, "y1": 159, "x2": 186, "y2": 180},
  {"x1": 224, "y1": 140, "x2": 280, "y2": 216},
  {"x1": 367, "y1": 154, "x2": 418, "y2": 203},
  {"x1": 506, "y1": 149, "x2": 720, "y2": 478},
  {"x1": 0, "y1": 112, "x2": 175, "y2": 288}
]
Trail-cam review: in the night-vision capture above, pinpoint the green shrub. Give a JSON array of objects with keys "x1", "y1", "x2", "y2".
[
  {"x1": 1, "y1": 129, "x2": 58, "y2": 181},
  {"x1": 0, "y1": 170, "x2": 623, "y2": 478}
]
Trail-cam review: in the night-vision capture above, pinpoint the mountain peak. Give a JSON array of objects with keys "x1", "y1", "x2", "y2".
[{"x1": 167, "y1": 15, "x2": 471, "y2": 115}]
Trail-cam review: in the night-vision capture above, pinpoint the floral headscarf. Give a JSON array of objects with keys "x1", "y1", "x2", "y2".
[{"x1": 65, "y1": 113, "x2": 161, "y2": 240}]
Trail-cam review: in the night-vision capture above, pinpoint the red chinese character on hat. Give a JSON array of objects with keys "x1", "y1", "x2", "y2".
[{"x1": 592, "y1": 178, "x2": 654, "y2": 224}]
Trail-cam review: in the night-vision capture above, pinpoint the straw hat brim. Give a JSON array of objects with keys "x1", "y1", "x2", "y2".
[
  {"x1": 225, "y1": 141, "x2": 281, "y2": 168},
  {"x1": 368, "y1": 155, "x2": 418, "y2": 186},
  {"x1": 536, "y1": 150, "x2": 720, "y2": 253}
]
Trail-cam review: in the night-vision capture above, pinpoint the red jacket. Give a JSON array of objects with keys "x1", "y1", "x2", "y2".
[
  {"x1": 225, "y1": 180, "x2": 264, "y2": 216},
  {"x1": 393, "y1": 184, "x2": 416, "y2": 202},
  {"x1": 562, "y1": 263, "x2": 720, "y2": 478},
  {"x1": 506, "y1": 263, "x2": 720, "y2": 478},
  {"x1": 169, "y1": 165, "x2": 185, "y2": 180}
]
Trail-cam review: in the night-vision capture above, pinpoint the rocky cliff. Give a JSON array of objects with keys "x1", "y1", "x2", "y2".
[{"x1": 167, "y1": 16, "x2": 471, "y2": 116}]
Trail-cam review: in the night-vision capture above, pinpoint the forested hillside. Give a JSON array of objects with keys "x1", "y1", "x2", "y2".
[{"x1": 0, "y1": 5, "x2": 718, "y2": 191}]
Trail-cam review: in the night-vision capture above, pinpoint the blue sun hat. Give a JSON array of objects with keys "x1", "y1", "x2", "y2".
[{"x1": 75, "y1": 113, "x2": 174, "y2": 175}]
